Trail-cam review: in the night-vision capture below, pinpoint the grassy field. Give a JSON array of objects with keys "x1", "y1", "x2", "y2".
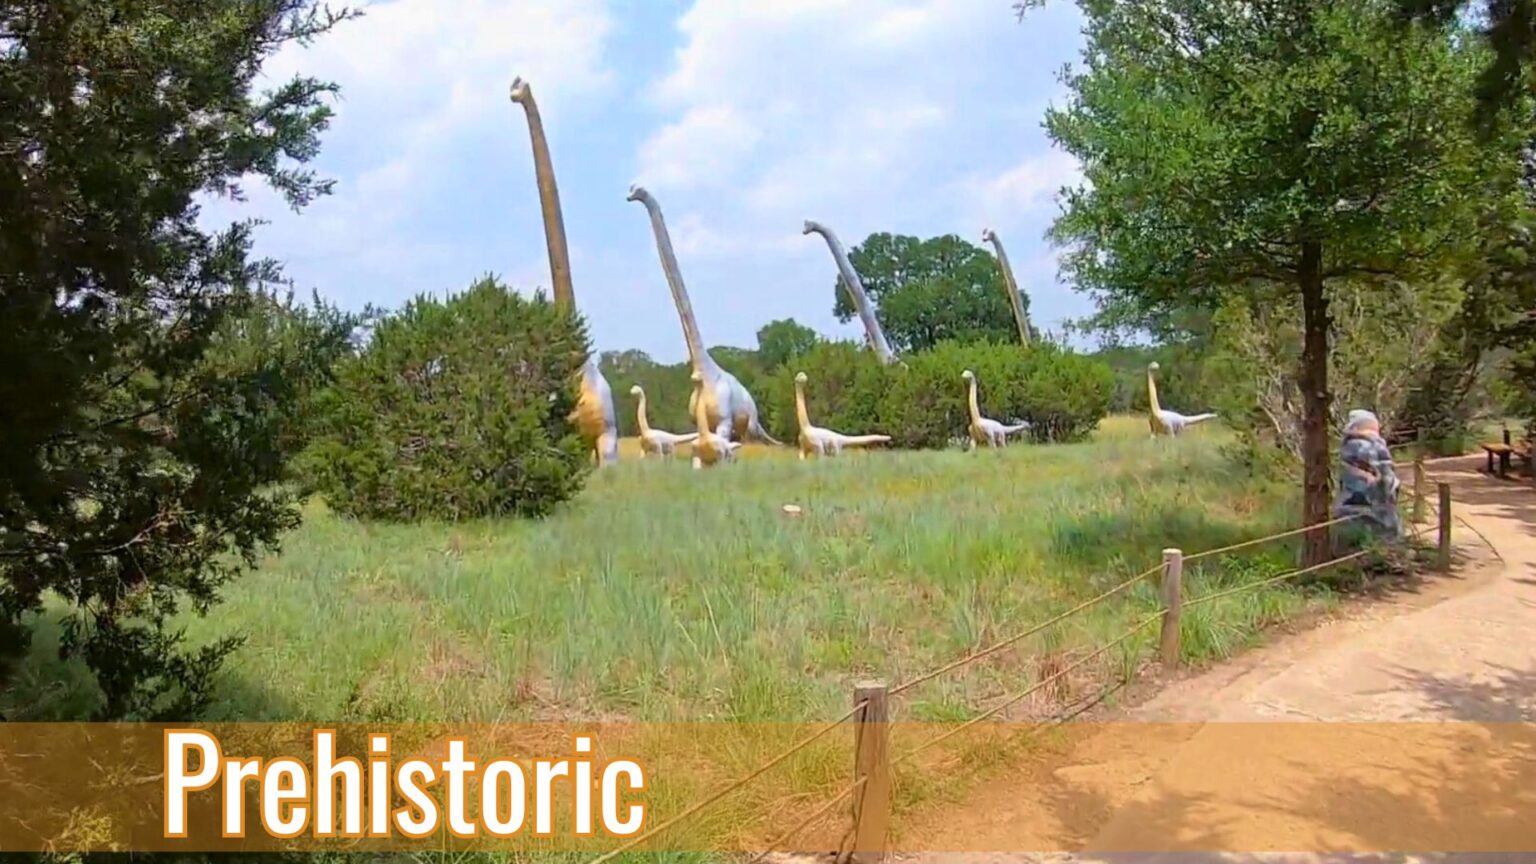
[
  {"x1": 14, "y1": 416, "x2": 1350, "y2": 724},
  {"x1": 9, "y1": 415, "x2": 1413, "y2": 855}
]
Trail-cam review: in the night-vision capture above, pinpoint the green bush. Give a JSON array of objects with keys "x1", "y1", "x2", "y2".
[
  {"x1": 760, "y1": 341, "x2": 891, "y2": 441},
  {"x1": 304, "y1": 277, "x2": 591, "y2": 521},
  {"x1": 762, "y1": 340, "x2": 1112, "y2": 449}
]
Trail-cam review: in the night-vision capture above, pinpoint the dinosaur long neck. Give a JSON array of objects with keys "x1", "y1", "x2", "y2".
[
  {"x1": 636, "y1": 193, "x2": 709, "y2": 371},
  {"x1": 984, "y1": 231, "x2": 1030, "y2": 346},
  {"x1": 967, "y1": 377, "x2": 982, "y2": 425},
  {"x1": 794, "y1": 380, "x2": 812, "y2": 433},
  {"x1": 806, "y1": 221, "x2": 896, "y2": 364},
  {"x1": 512, "y1": 85, "x2": 575, "y2": 310},
  {"x1": 1146, "y1": 367, "x2": 1163, "y2": 415},
  {"x1": 635, "y1": 389, "x2": 652, "y2": 435}
]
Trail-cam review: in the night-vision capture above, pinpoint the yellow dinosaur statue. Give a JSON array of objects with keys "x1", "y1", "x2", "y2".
[
  {"x1": 689, "y1": 371, "x2": 741, "y2": 469},
  {"x1": 793, "y1": 372, "x2": 892, "y2": 459},
  {"x1": 630, "y1": 384, "x2": 698, "y2": 459},
  {"x1": 962, "y1": 369, "x2": 1029, "y2": 449},
  {"x1": 509, "y1": 76, "x2": 618, "y2": 465},
  {"x1": 1146, "y1": 361, "x2": 1217, "y2": 437}
]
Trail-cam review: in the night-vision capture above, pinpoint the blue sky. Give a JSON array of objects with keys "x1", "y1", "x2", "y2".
[{"x1": 200, "y1": 0, "x2": 1094, "y2": 364}]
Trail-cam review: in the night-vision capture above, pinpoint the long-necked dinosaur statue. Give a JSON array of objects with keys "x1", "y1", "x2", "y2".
[
  {"x1": 510, "y1": 76, "x2": 619, "y2": 466},
  {"x1": 689, "y1": 370, "x2": 741, "y2": 469},
  {"x1": 980, "y1": 228, "x2": 1032, "y2": 346},
  {"x1": 627, "y1": 185, "x2": 780, "y2": 446},
  {"x1": 1148, "y1": 359, "x2": 1216, "y2": 433},
  {"x1": 962, "y1": 369, "x2": 1029, "y2": 449},
  {"x1": 793, "y1": 372, "x2": 892, "y2": 459},
  {"x1": 802, "y1": 220, "x2": 898, "y2": 364},
  {"x1": 629, "y1": 384, "x2": 698, "y2": 459},
  {"x1": 1146, "y1": 362, "x2": 1217, "y2": 437}
]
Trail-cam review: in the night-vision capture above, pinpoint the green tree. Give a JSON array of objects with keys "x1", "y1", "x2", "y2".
[
  {"x1": 0, "y1": 0, "x2": 354, "y2": 718},
  {"x1": 1395, "y1": 0, "x2": 1536, "y2": 129},
  {"x1": 756, "y1": 318, "x2": 822, "y2": 370},
  {"x1": 833, "y1": 233, "x2": 1031, "y2": 353},
  {"x1": 1043, "y1": 0, "x2": 1521, "y2": 565},
  {"x1": 305, "y1": 278, "x2": 592, "y2": 522}
]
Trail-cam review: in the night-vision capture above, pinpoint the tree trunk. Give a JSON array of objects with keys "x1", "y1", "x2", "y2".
[{"x1": 1298, "y1": 240, "x2": 1332, "y2": 567}]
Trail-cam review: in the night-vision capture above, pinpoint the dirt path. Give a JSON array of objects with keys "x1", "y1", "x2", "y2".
[{"x1": 895, "y1": 456, "x2": 1536, "y2": 864}]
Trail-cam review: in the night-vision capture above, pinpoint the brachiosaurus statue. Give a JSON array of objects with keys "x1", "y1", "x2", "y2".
[
  {"x1": 962, "y1": 369, "x2": 1029, "y2": 449},
  {"x1": 793, "y1": 372, "x2": 892, "y2": 459},
  {"x1": 1146, "y1": 362, "x2": 1217, "y2": 437},
  {"x1": 689, "y1": 370, "x2": 741, "y2": 469},
  {"x1": 510, "y1": 76, "x2": 619, "y2": 466},
  {"x1": 627, "y1": 185, "x2": 780, "y2": 446},
  {"x1": 802, "y1": 221, "x2": 898, "y2": 364},
  {"x1": 981, "y1": 228, "x2": 1032, "y2": 346},
  {"x1": 629, "y1": 384, "x2": 698, "y2": 459}
]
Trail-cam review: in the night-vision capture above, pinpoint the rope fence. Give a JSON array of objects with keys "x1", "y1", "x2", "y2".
[{"x1": 582, "y1": 476, "x2": 1459, "y2": 864}]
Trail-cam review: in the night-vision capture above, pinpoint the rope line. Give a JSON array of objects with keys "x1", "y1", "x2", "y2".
[
  {"x1": 1182, "y1": 513, "x2": 1363, "y2": 563},
  {"x1": 889, "y1": 562, "x2": 1163, "y2": 696},
  {"x1": 1181, "y1": 549, "x2": 1373, "y2": 609},
  {"x1": 744, "y1": 776, "x2": 869, "y2": 864},
  {"x1": 583, "y1": 700, "x2": 867, "y2": 864},
  {"x1": 891, "y1": 613, "x2": 1160, "y2": 768}
]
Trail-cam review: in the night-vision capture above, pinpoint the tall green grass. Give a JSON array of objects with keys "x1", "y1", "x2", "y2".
[{"x1": 90, "y1": 418, "x2": 1330, "y2": 723}]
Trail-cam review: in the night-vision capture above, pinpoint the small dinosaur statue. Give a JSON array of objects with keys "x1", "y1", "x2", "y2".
[
  {"x1": 962, "y1": 369, "x2": 1029, "y2": 449},
  {"x1": 630, "y1": 384, "x2": 698, "y2": 459},
  {"x1": 689, "y1": 371, "x2": 742, "y2": 470},
  {"x1": 1146, "y1": 362, "x2": 1217, "y2": 437},
  {"x1": 793, "y1": 372, "x2": 892, "y2": 459}
]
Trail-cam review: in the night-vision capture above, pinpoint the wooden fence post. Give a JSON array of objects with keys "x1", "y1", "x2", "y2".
[
  {"x1": 1159, "y1": 548, "x2": 1184, "y2": 668},
  {"x1": 1437, "y1": 483, "x2": 1452, "y2": 573},
  {"x1": 1412, "y1": 454, "x2": 1426, "y2": 525},
  {"x1": 849, "y1": 681, "x2": 890, "y2": 864}
]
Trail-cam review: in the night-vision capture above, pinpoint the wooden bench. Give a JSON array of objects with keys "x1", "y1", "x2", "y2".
[{"x1": 1481, "y1": 428, "x2": 1531, "y2": 478}]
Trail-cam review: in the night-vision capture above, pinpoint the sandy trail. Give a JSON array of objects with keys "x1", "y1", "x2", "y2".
[{"x1": 893, "y1": 455, "x2": 1536, "y2": 864}]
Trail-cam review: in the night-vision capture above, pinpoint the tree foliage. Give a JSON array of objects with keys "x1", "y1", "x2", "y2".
[
  {"x1": 0, "y1": 0, "x2": 355, "y2": 719},
  {"x1": 833, "y1": 233, "x2": 1031, "y2": 353},
  {"x1": 304, "y1": 278, "x2": 592, "y2": 522},
  {"x1": 1044, "y1": 0, "x2": 1522, "y2": 564},
  {"x1": 755, "y1": 318, "x2": 822, "y2": 370}
]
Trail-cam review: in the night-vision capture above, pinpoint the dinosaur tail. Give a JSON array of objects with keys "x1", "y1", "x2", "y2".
[
  {"x1": 1185, "y1": 413, "x2": 1218, "y2": 425},
  {"x1": 1002, "y1": 422, "x2": 1031, "y2": 435},
  {"x1": 675, "y1": 433, "x2": 701, "y2": 444},
  {"x1": 749, "y1": 419, "x2": 783, "y2": 446},
  {"x1": 835, "y1": 434, "x2": 892, "y2": 448}
]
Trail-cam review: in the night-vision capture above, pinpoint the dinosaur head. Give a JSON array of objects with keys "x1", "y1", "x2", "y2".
[
  {"x1": 801, "y1": 220, "x2": 820, "y2": 236},
  {"x1": 795, "y1": 372, "x2": 808, "y2": 384},
  {"x1": 629, "y1": 384, "x2": 643, "y2": 397},
  {"x1": 981, "y1": 227, "x2": 996, "y2": 242},
  {"x1": 690, "y1": 370, "x2": 704, "y2": 384},
  {"x1": 1148, "y1": 361, "x2": 1160, "y2": 372},
  {"x1": 626, "y1": 184, "x2": 648, "y2": 203},
  {"x1": 961, "y1": 369, "x2": 975, "y2": 381},
  {"x1": 509, "y1": 76, "x2": 530, "y2": 103}
]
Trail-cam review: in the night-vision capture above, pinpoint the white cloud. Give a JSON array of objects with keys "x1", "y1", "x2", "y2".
[
  {"x1": 963, "y1": 148, "x2": 1083, "y2": 229},
  {"x1": 200, "y1": 0, "x2": 616, "y2": 311}
]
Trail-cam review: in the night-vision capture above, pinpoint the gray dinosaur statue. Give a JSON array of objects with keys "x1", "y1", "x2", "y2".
[
  {"x1": 627, "y1": 185, "x2": 780, "y2": 447},
  {"x1": 802, "y1": 220, "x2": 898, "y2": 364},
  {"x1": 981, "y1": 228, "x2": 1033, "y2": 347}
]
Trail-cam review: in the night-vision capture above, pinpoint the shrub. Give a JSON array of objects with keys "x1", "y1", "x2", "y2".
[
  {"x1": 759, "y1": 341, "x2": 891, "y2": 441},
  {"x1": 305, "y1": 277, "x2": 591, "y2": 521},
  {"x1": 762, "y1": 340, "x2": 1113, "y2": 450}
]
